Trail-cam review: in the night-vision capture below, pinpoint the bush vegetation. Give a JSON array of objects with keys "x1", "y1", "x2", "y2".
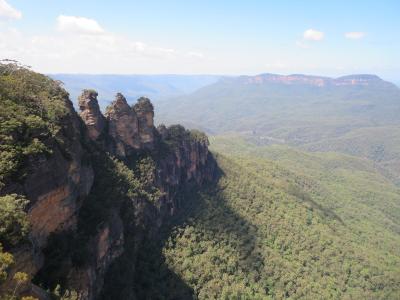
[
  {"x1": 0, "y1": 193, "x2": 31, "y2": 299},
  {"x1": 0, "y1": 61, "x2": 68, "y2": 188},
  {"x1": 158, "y1": 137, "x2": 400, "y2": 299}
]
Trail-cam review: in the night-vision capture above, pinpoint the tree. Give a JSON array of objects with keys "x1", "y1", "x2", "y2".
[{"x1": 0, "y1": 194, "x2": 29, "y2": 248}]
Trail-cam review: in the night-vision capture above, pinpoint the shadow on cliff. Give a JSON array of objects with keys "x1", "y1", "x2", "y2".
[
  {"x1": 100, "y1": 157, "x2": 265, "y2": 300},
  {"x1": 172, "y1": 159, "x2": 265, "y2": 293}
]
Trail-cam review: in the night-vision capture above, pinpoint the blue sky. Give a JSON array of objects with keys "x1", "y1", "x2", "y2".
[{"x1": 1, "y1": 0, "x2": 399, "y2": 81}]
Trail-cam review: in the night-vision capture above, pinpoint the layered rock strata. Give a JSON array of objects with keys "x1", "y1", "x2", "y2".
[{"x1": 1, "y1": 87, "x2": 216, "y2": 300}]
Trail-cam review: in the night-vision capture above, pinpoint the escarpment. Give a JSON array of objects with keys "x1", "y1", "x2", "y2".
[
  {"x1": 0, "y1": 66, "x2": 216, "y2": 300},
  {"x1": 78, "y1": 91, "x2": 216, "y2": 223},
  {"x1": 0, "y1": 78, "x2": 95, "y2": 298},
  {"x1": 71, "y1": 90, "x2": 216, "y2": 299}
]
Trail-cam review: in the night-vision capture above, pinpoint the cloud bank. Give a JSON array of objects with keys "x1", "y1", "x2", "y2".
[
  {"x1": 0, "y1": 14, "x2": 205, "y2": 73},
  {"x1": 344, "y1": 32, "x2": 366, "y2": 39},
  {"x1": 57, "y1": 15, "x2": 105, "y2": 35},
  {"x1": 0, "y1": 0, "x2": 21, "y2": 20},
  {"x1": 303, "y1": 29, "x2": 324, "y2": 41}
]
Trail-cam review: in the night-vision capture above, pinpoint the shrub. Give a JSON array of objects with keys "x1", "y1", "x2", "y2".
[{"x1": 0, "y1": 194, "x2": 29, "y2": 248}]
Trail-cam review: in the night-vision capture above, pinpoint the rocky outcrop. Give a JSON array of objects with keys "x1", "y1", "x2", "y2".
[
  {"x1": 82, "y1": 94, "x2": 158, "y2": 155},
  {"x1": 68, "y1": 211, "x2": 125, "y2": 300},
  {"x1": 133, "y1": 97, "x2": 156, "y2": 149},
  {"x1": 155, "y1": 125, "x2": 214, "y2": 216},
  {"x1": 105, "y1": 93, "x2": 140, "y2": 156},
  {"x1": 334, "y1": 74, "x2": 392, "y2": 87},
  {"x1": 148, "y1": 122, "x2": 213, "y2": 206},
  {"x1": 0, "y1": 96, "x2": 94, "y2": 297},
  {"x1": 239, "y1": 73, "x2": 391, "y2": 87},
  {"x1": 76, "y1": 94, "x2": 215, "y2": 299},
  {"x1": 103, "y1": 94, "x2": 215, "y2": 220},
  {"x1": 78, "y1": 90, "x2": 106, "y2": 141},
  {"x1": 24, "y1": 99, "x2": 94, "y2": 249},
  {"x1": 1, "y1": 82, "x2": 216, "y2": 300},
  {"x1": 2, "y1": 98, "x2": 94, "y2": 248}
]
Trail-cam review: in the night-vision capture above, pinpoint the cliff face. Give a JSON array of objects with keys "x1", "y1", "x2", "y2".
[
  {"x1": 84, "y1": 93, "x2": 157, "y2": 155},
  {"x1": 25, "y1": 100, "x2": 94, "y2": 249},
  {"x1": 0, "y1": 91, "x2": 94, "y2": 298},
  {"x1": 133, "y1": 97, "x2": 156, "y2": 148},
  {"x1": 105, "y1": 93, "x2": 140, "y2": 156},
  {"x1": 78, "y1": 90, "x2": 106, "y2": 141},
  {"x1": 0, "y1": 71, "x2": 216, "y2": 300},
  {"x1": 2, "y1": 98, "x2": 92, "y2": 239},
  {"x1": 239, "y1": 73, "x2": 392, "y2": 87},
  {"x1": 78, "y1": 93, "x2": 215, "y2": 299}
]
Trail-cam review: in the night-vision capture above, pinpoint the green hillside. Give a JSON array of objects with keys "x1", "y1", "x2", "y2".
[
  {"x1": 302, "y1": 126, "x2": 400, "y2": 185},
  {"x1": 159, "y1": 137, "x2": 400, "y2": 299},
  {"x1": 157, "y1": 74, "x2": 400, "y2": 185},
  {"x1": 157, "y1": 74, "x2": 400, "y2": 139}
]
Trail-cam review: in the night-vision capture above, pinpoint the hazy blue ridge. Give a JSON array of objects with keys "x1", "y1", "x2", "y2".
[{"x1": 49, "y1": 74, "x2": 222, "y2": 110}]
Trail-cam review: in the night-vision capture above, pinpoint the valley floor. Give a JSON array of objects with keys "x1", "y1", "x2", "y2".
[{"x1": 158, "y1": 138, "x2": 400, "y2": 299}]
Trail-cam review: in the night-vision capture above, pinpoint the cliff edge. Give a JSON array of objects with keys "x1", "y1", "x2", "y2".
[{"x1": 0, "y1": 63, "x2": 216, "y2": 300}]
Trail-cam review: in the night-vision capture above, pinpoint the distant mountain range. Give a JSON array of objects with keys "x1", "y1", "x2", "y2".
[
  {"x1": 3, "y1": 65, "x2": 400, "y2": 299},
  {"x1": 50, "y1": 74, "x2": 222, "y2": 109},
  {"x1": 50, "y1": 72, "x2": 400, "y2": 184},
  {"x1": 50, "y1": 73, "x2": 399, "y2": 111},
  {"x1": 157, "y1": 73, "x2": 400, "y2": 133},
  {"x1": 229, "y1": 73, "x2": 393, "y2": 87},
  {"x1": 156, "y1": 73, "x2": 400, "y2": 184}
]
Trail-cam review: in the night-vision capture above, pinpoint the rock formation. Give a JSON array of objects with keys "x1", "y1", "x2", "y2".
[
  {"x1": 80, "y1": 93, "x2": 158, "y2": 154},
  {"x1": 81, "y1": 93, "x2": 215, "y2": 299},
  {"x1": 105, "y1": 93, "x2": 140, "y2": 156},
  {"x1": 78, "y1": 90, "x2": 106, "y2": 140},
  {"x1": 0, "y1": 80, "x2": 216, "y2": 300},
  {"x1": 0, "y1": 95, "x2": 94, "y2": 298},
  {"x1": 133, "y1": 97, "x2": 156, "y2": 149},
  {"x1": 240, "y1": 73, "x2": 390, "y2": 87}
]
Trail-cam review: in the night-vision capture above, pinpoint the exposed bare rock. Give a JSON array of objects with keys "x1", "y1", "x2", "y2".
[
  {"x1": 105, "y1": 93, "x2": 140, "y2": 156},
  {"x1": 0, "y1": 95, "x2": 94, "y2": 299},
  {"x1": 68, "y1": 211, "x2": 124, "y2": 300},
  {"x1": 92, "y1": 93, "x2": 158, "y2": 155},
  {"x1": 153, "y1": 125, "x2": 215, "y2": 217},
  {"x1": 29, "y1": 185, "x2": 75, "y2": 245},
  {"x1": 22, "y1": 98, "x2": 94, "y2": 249},
  {"x1": 1, "y1": 78, "x2": 215, "y2": 300},
  {"x1": 133, "y1": 97, "x2": 156, "y2": 149},
  {"x1": 240, "y1": 73, "x2": 390, "y2": 87},
  {"x1": 78, "y1": 90, "x2": 106, "y2": 140}
]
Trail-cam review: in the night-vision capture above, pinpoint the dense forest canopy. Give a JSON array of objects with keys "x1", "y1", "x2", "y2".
[
  {"x1": 156, "y1": 74, "x2": 400, "y2": 185},
  {"x1": 159, "y1": 146, "x2": 400, "y2": 299},
  {"x1": 1, "y1": 62, "x2": 400, "y2": 299}
]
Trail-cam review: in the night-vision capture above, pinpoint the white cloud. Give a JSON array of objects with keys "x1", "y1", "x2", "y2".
[
  {"x1": 265, "y1": 60, "x2": 287, "y2": 69},
  {"x1": 295, "y1": 40, "x2": 310, "y2": 49},
  {"x1": 303, "y1": 29, "x2": 324, "y2": 41},
  {"x1": 0, "y1": 0, "x2": 21, "y2": 20},
  {"x1": 57, "y1": 15, "x2": 105, "y2": 35},
  {"x1": 344, "y1": 32, "x2": 366, "y2": 39},
  {"x1": 0, "y1": 17, "x2": 206, "y2": 73},
  {"x1": 187, "y1": 51, "x2": 204, "y2": 59}
]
